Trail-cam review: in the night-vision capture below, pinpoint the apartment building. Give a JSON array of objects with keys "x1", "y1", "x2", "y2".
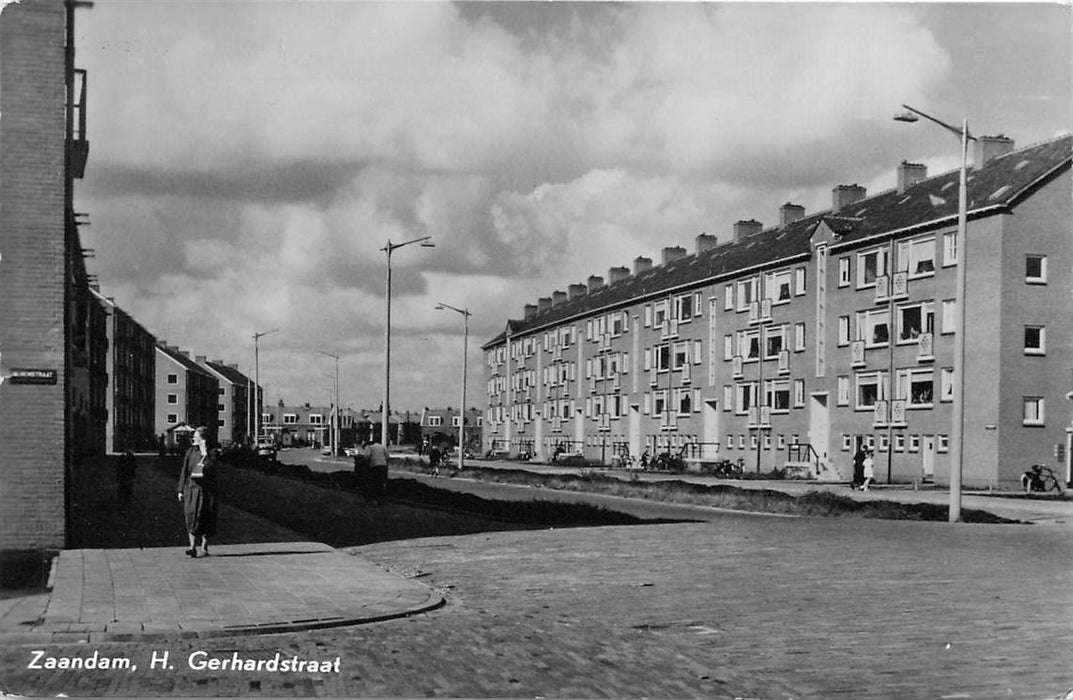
[
  {"x1": 483, "y1": 134, "x2": 1072, "y2": 488},
  {"x1": 0, "y1": 0, "x2": 93, "y2": 552},
  {"x1": 198, "y1": 358, "x2": 254, "y2": 447},
  {"x1": 155, "y1": 343, "x2": 220, "y2": 447},
  {"x1": 92, "y1": 291, "x2": 157, "y2": 453}
]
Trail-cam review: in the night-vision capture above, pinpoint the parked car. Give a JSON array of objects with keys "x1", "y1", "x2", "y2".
[{"x1": 256, "y1": 436, "x2": 277, "y2": 460}]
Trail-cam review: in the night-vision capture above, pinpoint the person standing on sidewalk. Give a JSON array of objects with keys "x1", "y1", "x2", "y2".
[
  {"x1": 178, "y1": 426, "x2": 219, "y2": 557},
  {"x1": 860, "y1": 450, "x2": 876, "y2": 491},
  {"x1": 851, "y1": 447, "x2": 866, "y2": 489},
  {"x1": 364, "y1": 438, "x2": 389, "y2": 501}
]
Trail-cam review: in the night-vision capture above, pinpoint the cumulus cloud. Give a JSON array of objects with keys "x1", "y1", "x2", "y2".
[{"x1": 74, "y1": 2, "x2": 1068, "y2": 409}]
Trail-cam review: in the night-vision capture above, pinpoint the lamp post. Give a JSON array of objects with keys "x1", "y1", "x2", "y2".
[
  {"x1": 382, "y1": 236, "x2": 435, "y2": 448},
  {"x1": 436, "y1": 302, "x2": 471, "y2": 472},
  {"x1": 895, "y1": 103, "x2": 975, "y2": 523},
  {"x1": 319, "y1": 351, "x2": 340, "y2": 458},
  {"x1": 253, "y1": 328, "x2": 279, "y2": 444}
]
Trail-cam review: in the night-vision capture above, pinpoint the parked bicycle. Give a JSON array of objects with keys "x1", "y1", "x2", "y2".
[{"x1": 1020, "y1": 464, "x2": 1064, "y2": 494}]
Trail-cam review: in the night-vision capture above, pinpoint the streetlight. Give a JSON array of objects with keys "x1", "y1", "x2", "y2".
[
  {"x1": 253, "y1": 328, "x2": 279, "y2": 445},
  {"x1": 319, "y1": 351, "x2": 340, "y2": 458},
  {"x1": 381, "y1": 235, "x2": 435, "y2": 448},
  {"x1": 895, "y1": 103, "x2": 975, "y2": 523},
  {"x1": 436, "y1": 302, "x2": 471, "y2": 472}
]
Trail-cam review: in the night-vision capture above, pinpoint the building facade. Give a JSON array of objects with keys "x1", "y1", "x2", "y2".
[
  {"x1": 93, "y1": 290, "x2": 157, "y2": 453},
  {"x1": 483, "y1": 135, "x2": 1072, "y2": 488},
  {"x1": 199, "y1": 358, "x2": 253, "y2": 447},
  {"x1": 0, "y1": 0, "x2": 92, "y2": 553},
  {"x1": 419, "y1": 407, "x2": 484, "y2": 450},
  {"x1": 155, "y1": 344, "x2": 220, "y2": 447}
]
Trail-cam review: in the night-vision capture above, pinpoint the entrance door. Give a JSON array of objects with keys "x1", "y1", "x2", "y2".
[
  {"x1": 534, "y1": 409, "x2": 544, "y2": 461},
  {"x1": 808, "y1": 393, "x2": 830, "y2": 468},
  {"x1": 628, "y1": 405, "x2": 641, "y2": 465},
  {"x1": 703, "y1": 399, "x2": 720, "y2": 460},
  {"x1": 574, "y1": 407, "x2": 584, "y2": 456},
  {"x1": 922, "y1": 435, "x2": 936, "y2": 481}
]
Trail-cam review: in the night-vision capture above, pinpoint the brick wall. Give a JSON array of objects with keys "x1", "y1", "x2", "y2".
[{"x1": 0, "y1": 1, "x2": 69, "y2": 551}]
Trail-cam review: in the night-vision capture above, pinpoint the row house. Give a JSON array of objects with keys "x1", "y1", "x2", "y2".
[
  {"x1": 483, "y1": 134, "x2": 1072, "y2": 488},
  {"x1": 260, "y1": 404, "x2": 422, "y2": 448},
  {"x1": 198, "y1": 358, "x2": 255, "y2": 447},
  {"x1": 419, "y1": 406, "x2": 484, "y2": 449},
  {"x1": 155, "y1": 343, "x2": 220, "y2": 448},
  {"x1": 92, "y1": 290, "x2": 157, "y2": 453}
]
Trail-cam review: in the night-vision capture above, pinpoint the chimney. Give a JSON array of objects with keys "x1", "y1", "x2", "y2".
[
  {"x1": 524, "y1": 303, "x2": 538, "y2": 320},
  {"x1": 567, "y1": 283, "x2": 587, "y2": 300},
  {"x1": 732, "y1": 219, "x2": 763, "y2": 242},
  {"x1": 608, "y1": 266, "x2": 630, "y2": 284},
  {"x1": 587, "y1": 275, "x2": 605, "y2": 292},
  {"x1": 633, "y1": 256, "x2": 653, "y2": 275},
  {"x1": 195, "y1": 355, "x2": 207, "y2": 364},
  {"x1": 695, "y1": 233, "x2": 718, "y2": 255},
  {"x1": 832, "y1": 184, "x2": 867, "y2": 213},
  {"x1": 552, "y1": 290, "x2": 568, "y2": 306},
  {"x1": 537, "y1": 297, "x2": 552, "y2": 314},
  {"x1": 661, "y1": 246, "x2": 687, "y2": 265},
  {"x1": 779, "y1": 203, "x2": 805, "y2": 227},
  {"x1": 974, "y1": 134, "x2": 1015, "y2": 168},
  {"x1": 227, "y1": 363, "x2": 238, "y2": 370},
  {"x1": 897, "y1": 162, "x2": 927, "y2": 194}
]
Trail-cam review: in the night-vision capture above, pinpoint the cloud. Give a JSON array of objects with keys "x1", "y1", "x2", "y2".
[{"x1": 74, "y1": 2, "x2": 1067, "y2": 410}]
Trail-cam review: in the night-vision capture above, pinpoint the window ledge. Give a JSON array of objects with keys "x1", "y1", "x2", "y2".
[{"x1": 1022, "y1": 421, "x2": 1045, "y2": 427}]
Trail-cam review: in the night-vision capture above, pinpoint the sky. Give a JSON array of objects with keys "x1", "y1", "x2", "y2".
[{"x1": 71, "y1": 1, "x2": 1072, "y2": 414}]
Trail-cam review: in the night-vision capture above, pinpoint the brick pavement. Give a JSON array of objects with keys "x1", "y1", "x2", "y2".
[{"x1": 2, "y1": 512, "x2": 1071, "y2": 698}]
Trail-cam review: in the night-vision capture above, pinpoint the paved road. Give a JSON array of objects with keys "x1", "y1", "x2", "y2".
[{"x1": 2, "y1": 514, "x2": 1070, "y2": 698}]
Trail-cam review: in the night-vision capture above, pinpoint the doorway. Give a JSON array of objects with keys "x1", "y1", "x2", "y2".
[
  {"x1": 808, "y1": 393, "x2": 830, "y2": 468},
  {"x1": 703, "y1": 399, "x2": 720, "y2": 460},
  {"x1": 628, "y1": 405, "x2": 641, "y2": 464},
  {"x1": 922, "y1": 435, "x2": 936, "y2": 481}
]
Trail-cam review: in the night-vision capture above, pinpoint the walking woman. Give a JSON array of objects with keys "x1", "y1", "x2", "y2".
[{"x1": 178, "y1": 426, "x2": 219, "y2": 557}]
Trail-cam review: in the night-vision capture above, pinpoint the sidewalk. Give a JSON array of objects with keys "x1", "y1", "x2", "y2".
[{"x1": 0, "y1": 455, "x2": 443, "y2": 643}]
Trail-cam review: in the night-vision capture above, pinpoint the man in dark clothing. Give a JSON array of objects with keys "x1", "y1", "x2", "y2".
[
  {"x1": 851, "y1": 448, "x2": 866, "y2": 488},
  {"x1": 115, "y1": 451, "x2": 137, "y2": 506}
]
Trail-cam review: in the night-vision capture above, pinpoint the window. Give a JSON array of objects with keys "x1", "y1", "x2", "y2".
[
  {"x1": 694, "y1": 292, "x2": 703, "y2": 317},
  {"x1": 942, "y1": 231, "x2": 957, "y2": 266},
  {"x1": 764, "y1": 325, "x2": 785, "y2": 359},
  {"x1": 940, "y1": 367, "x2": 954, "y2": 402},
  {"x1": 724, "y1": 334, "x2": 734, "y2": 361},
  {"x1": 723, "y1": 385, "x2": 733, "y2": 411},
  {"x1": 655, "y1": 344, "x2": 671, "y2": 371},
  {"x1": 877, "y1": 434, "x2": 890, "y2": 452},
  {"x1": 283, "y1": 413, "x2": 298, "y2": 424},
  {"x1": 777, "y1": 434, "x2": 786, "y2": 450},
  {"x1": 794, "y1": 323, "x2": 806, "y2": 352},
  {"x1": 428, "y1": 415, "x2": 442, "y2": 427},
  {"x1": 167, "y1": 393, "x2": 177, "y2": 405},
  {"x1": 841, "y1": 434, "x2": 852, "y2": 451},
  {"x1": 908, "y1": 434, "x2": 920, "y2": 452},
  {"x1": 766, "y1": 270, "x2": 792, "y2": 303},
  {"x1": 735, "y1": 382, "x2": 757, "y2": 414},
  {"x1": 763, "y1": 434, "x2": 771, "y2": 450},
  {"x1": 724, "y1": 284, "x2": 734, "y2": 311},
  {"x1": 765, "y1": 379, "x2": 790, "y2": 412},
  {"x1": 309, "y1": 414, "x2": 323, "y2": 424},
  {"x1": 897, "y1": 237, "x2": 936, "y2": 277},
  {"x1": 838, "y1": 257, "x2": 851, "y2": 287},
  {"x1": 218, "y1": 387, "x2": 226, "y2": 395},
  {"x1": 452, "y1": 415, "x2": 464, "y2": 427},
  {"x1": 897, "y1": 302, "x2": 934, "y2": 342},
  {"x1": 838, "y1": 316, "x2": 851, "y2": 346},
  {"x1": 794, "y1": 267, "x2": 806, "y2": 296},
  {"x1": 1023, "y1": 397, "x2": 1044, "y2": 426},
  {"x1": 644, "y1": 305, "x2": 652, "y2": 328},
  {"x1": 737, "y1": 329, "x2": 760, "y2": 361},
  {"x1": 167, "y1": 374, "x2": 178, "y2": 384},
  {"x1": 675, "y1": 294, "x2": 694, "y2": 322},
  {"x1": 738, "y1": 435, "x2": 746, "y2": 450},
  {"x1": 857, "y1": 309, "x2": 890, "y2": 347},
  {"x1": 896, "y1": 368, "x2": 934, "y2": 407},
  {"x1": 1024, "y1": 326, "x2": 1045, "y2": 355},
  {"x1": 894, "y1": 434, "x2": 905, "y2": 452},
  {"x1": 937, "y1": 434, "x2": 949, "y2": 453},
  {"x1": 218, "y1": 419, "x2": 225, "y2": 427},
  {"x1": 941, "y1": 300, "x2": 956, "y2": 335},
  {"x1": 837, "y1": 376, "x2": 850, "y2": 406},
  {"x1": 675, "y1": 388, "x2": 692, "y2": 415},
  {"x1": 261, "y1": 413, "x2": 272, "y2": 424},
  {"x1": 693, "y1": 339, "x2": 703, "y2": 364},
  {"x1": 673, "y1": 341, "x2": 690, "y2": 370},
  {"x1": 167, "y1": 414, "x2": 177, "y2": 424},
  {"x1": 736, "y1": 277, "x2": 757, "y2": 312},
  {"x1": 857, "y1": 248, "x2": 889, "y2": 288},
  {"x1": 793, "y1": 378, "x2": 805, "y2": 408},
  {"x1": 653, "y1": 301, "x2": 668, "y2": 327},
  {"x1": 611, "y1": 313, "x2": 626, "y2": 336},
  {"x1": 855, "y1": 371, "x2": 888, "y2": 409},
  {"x1": 652, "y1": 390, "x2": 667, "y2": 418},
  {"x1": 217, "y1": 404, "x2": 225, "y2": 412},
  {"x1": 1025, "y1": 255, "x2": 1047, "y2": 283}
]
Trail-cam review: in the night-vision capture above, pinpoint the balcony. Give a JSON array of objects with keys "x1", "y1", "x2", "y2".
[
  {"x1": 874, "y1": 275, "x2": 890, "y2": 303},
  {"x1": 761, "y1": 298, "x2": 772, "y2": 322},
  {"x1": 748, "y1": 301, "x2": 759, "y2": 325},
  {"x1": 851, "y1": 340, "x2": 866, "y2": 368},
  {"x1": 589, "y1": 376, "x2": 597, "y2": 394},
  {"x1": 747, "y1": 406, "x2": 758, "y2": 428},
  {"x1": 760, "y1": 406, "x2": 771, "y2": 427},
  {"x1": 600, "y1": 333, "x2": 613, "y2": 352},
  {"x1": 890, "y1": 399, "x2": 907, "y2": 426},
  {"x1": 917, "y1": 333, "x2": 934, "y2": 362},
  {"x1": 649, "y1": 367, "x2": 659, "y2": 386},
  {"x1": 552, "y1": 345, "x2": 563, "y2": 362},
  {"x1": 777, "y1": 350, "x2": 790, "y2": 375},
  {"x1": 612, "y1": 373, "x2": 621, "y2": 391},
  {"x1": 891, "y1": 272, "x2": 909, "y2": 299},
  {"x1": 660, "y1": 319, "x2": 679, "y2": 340},
  {"x1": 732, "y1": 355, "x2": 743, "y2": 379},
  {"x1": 680, "y1": 362, "x2": 691, "y2": 383}
]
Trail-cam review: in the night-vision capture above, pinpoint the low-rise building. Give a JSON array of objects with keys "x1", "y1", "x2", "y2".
[
  {"x1": 198, "y1": 358, "x2": 254, "y2": 447},
  {"x1": 419, "y1": 407, "x2": 484, "y2": 450},
  {"x1": 155, "y1": 343, "x2": 219, "y2": 448}
]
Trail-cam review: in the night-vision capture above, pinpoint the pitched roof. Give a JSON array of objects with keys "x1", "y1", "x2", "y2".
[
  {"x1": 484, "y1": 134, "x2": 1071, "y2": 347},
  {"x1": 204, "y1": 360, "x2": 252, "y2": 386},
  {"x1": 156, "y1": 343, "x2": 214, "y2": 377}
]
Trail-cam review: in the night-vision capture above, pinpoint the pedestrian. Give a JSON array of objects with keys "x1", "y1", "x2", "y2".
[
  {"x1": 115, "y1": 450, "x2": 137, "y2": 506},
  {"x1": 178, "y1": 426, "x2": 219, "y2": 558},
  {"x1": 851, "y1": 447, "x2": 866, "y2": 488},
  {"x1": 428, "y1": 443, "x2": 441, "y2": 477},
  {"x1": 860, "y1": 450, "x2": 876, "y2": 491},
  {"x1": 364, "y1": 438, "x2": 389, "y2": 500}
]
